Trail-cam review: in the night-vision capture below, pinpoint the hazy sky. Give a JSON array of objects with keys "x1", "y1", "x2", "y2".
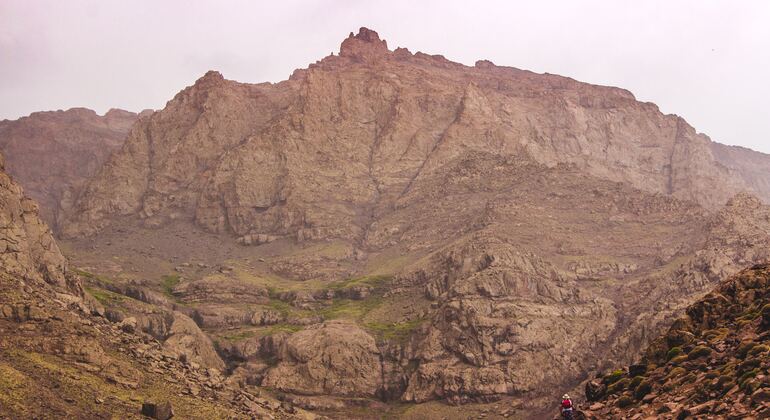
[{"x1": 2, "y1": 1, "x2": 769, "y2": 153}]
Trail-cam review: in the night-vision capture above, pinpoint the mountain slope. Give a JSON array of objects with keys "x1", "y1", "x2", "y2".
[
  {"x1": 0, "y1": 108, "x2": 143, "y2": 231},
  {"x1": 582, "y1": 263, "x2": 770, "y2": 419},
  {"x1": 0, "y1": 152, "x2": 311, "y2": 419}
]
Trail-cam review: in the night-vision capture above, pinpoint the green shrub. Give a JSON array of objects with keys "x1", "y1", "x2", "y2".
[
  {"x1": 667, "y1": 347, "x2": 683, "y2": 360},
  {"x1": 747, "y1": 344, "x2": 769, "y2": 356},
  {"x1": 628, "y1": 376, "x2": 644, "y2": 391},
  {"x1": 670, "y1": 355, "x2": 689, "y2": 364},
  {"x1": 606, "y1": 378, "x2": 630, "y2": 395},
  {"x1": 687, "y1": 345, "x2": 712, "y2": 360},
  {"x1": 617, "y1": 395, "x2": 634, "y2": 408},
  {"x1": 666, "y1": 367, "x2": 687, "y2": 380},
  {"x1": 603, "y1": 369, "x2": 625, "y2": 385},
  {"x1": 736, "y1": 342, "x2": 757, "y2": 359},
  {"x1": 161, "y1": 274, "x2": 180, "y2": 296},
  {"x1": 634, "y1": 380, "x2": 653, "y2": 400},
  {"x1": 738, "y1": 369, "x2": 759, "y2": 389}
]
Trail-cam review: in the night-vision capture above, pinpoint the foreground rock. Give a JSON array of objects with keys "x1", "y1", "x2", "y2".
[{"x1": 580, "y1": 263, "x2": 770, "y2": 419}]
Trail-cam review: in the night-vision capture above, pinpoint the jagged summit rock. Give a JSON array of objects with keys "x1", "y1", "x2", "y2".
[{"x1": 339, "y1": 27, "x2": 390, "y2": 60}]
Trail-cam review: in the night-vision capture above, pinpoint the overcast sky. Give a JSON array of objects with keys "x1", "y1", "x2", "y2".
[{"x1": 1, "y1": 1, "x2": 769, "y2": 153}]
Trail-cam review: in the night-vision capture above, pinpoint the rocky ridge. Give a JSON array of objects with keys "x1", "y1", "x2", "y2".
[
  {"x1": 61, "y1": 28, "x2": 769, "y2": 240},
  {"x1": 0, "y1": 107, "x2": 144, "y2": 231}
]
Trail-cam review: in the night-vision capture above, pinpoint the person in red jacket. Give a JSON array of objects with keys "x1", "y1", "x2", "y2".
[{"x1": 561, "y1": 394, "x2": 574, "y2": 419}]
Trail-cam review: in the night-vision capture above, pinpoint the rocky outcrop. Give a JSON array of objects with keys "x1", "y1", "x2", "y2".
[
  {"x1": 0, "y1": 108, "x2": 142, "y2": 231},
  {"x1": 0, "y1": 152, "x2": 81, "y2": 298},
  {"x1": 62, "y1": 28, "x2": 767, "y2": 240},
  {"x1": 262, "y1": 321, "x2": 383, "y2": 397},
  {"x1": 581, "y1": 263, "x2": 770, "y2": 419}
]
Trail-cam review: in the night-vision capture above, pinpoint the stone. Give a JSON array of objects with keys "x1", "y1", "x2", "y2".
[{"x1": 140, "y1": 401, "x2": 174, "y2": 420}]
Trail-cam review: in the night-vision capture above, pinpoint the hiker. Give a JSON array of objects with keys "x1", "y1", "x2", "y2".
[{"x1": 561, "y1": 394, "x2": 574, "y2": 419}]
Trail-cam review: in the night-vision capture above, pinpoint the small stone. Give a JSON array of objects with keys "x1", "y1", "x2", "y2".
[{"x1": 141, "y1": 401, "x2": 174, "y2": 420}]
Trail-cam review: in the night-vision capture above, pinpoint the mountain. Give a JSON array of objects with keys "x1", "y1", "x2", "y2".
[
  {"x1": 581, "y1": 263, "x2": 770, "y2": 418},
  {"x1": 61, "y1": 28, "x2": 770, "y2": 240},
  {"x1": 3, "y1": 27, "x2": 770, "y2": 417},
  {"x1": 0, "y1": 151, "x2": 309, "y2": 419},
  {"x1": 0, "y1": 107, "x2": 144, "y2": 231}
]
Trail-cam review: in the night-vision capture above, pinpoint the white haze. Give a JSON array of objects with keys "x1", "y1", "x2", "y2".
[{"x1": 1, "y1": 0, "x2": 768, "y2": 153}]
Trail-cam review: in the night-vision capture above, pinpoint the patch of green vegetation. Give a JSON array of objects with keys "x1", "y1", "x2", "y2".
[
  {"x1": 222, "y1": 330, "x2": 257, "y2": 342},
  {"x1": 628, "y1": 375, "x2": 644, "y2": 391},
  {"x1": 263, "y1": 323, "x2": 303, "y2": 335},
  {"x1": 74, "y1": 269, "x2": 114, "y2": 285},
  {"x1": 606, "y1": 378, "x2": 630, "y2": 395},
  {"x1": 160, "y1": 274, "x2": 180, "y2": 296},
  {"x1": 634, "y1": 380, "x2": 652, "y2": 399},
  {"x1": 702, "y1": 328, "x2": 728, "y2": 343},
  {"x1": 0, "y1": 363, "x2": 30, "y2": 412},
  {"x1": 666, "y1": 367, "x2": 686, "y2": 380},
  {"x1": 365, "y1": 318, "x2": 425, "y2": 342},
  {"x1": 617, "y1": 395, "x2": 634, "y2": 408},
  {"x1": 84, "y1": 286, "x2": 124, "y2": 306},
  {"x1": 747, "y1": 344, "x2": 769, "y2": 357},
  {"x1": 327, "y1": 274, "x2": 392, "y2": 291},
  {"x1": 738, "y1": 369, "x2": 759, "y2": 388},
  {"x1": 737, "y1": 342, "x2": 757, "y2": 359},
  {"x1": 319, "y1": 296, "x2": 383, "y2": 321},
  {"x1": 666, "y1": 346, "x2": 683, "y2": 360},
  {"x1": 687, "y1": 345, "x2": 712, "y2": 360},
  {"x1": 604, "y1": 369, "x2": 625, "y2": 385},
  {"x1": 669, "y1": 355, "x2": 689, "y2": 365},
  {"x1": 265, "y1": 299, "x2": 300, "y2": 317}
]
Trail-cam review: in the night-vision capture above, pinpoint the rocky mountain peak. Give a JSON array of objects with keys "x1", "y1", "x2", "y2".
[{"x1": 339, "y1": 27, "x2": 390, "y2": 60}]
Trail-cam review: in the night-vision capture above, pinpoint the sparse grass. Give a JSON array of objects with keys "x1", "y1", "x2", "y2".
[
  {"x1": 327, "y1": 274, "x2": 392, "y2": 291},
  {"x1": 318, "y1": 296, "x2": 383, "y2": 321},
  {"x1": 0, "y1": 363, "x2": 30, "y2": 412},
  {"x1": 221, "y1": 330, "x2": 257, "y2": 342},
  {"x1": 365, "y1": 318, "x2": 425, "y2": 342},
  {"x1": 84, "y1": 286, "x2": 124, "y2": 306},
  {"x1": 160, "y1": 274, "x2": 180, "y2": 296},
  {"x1": 74, "y1": 269, "x2": 115, "y2": 285}
]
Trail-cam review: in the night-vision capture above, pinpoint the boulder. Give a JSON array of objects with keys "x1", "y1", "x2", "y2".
[
  {"x1": 140, "y1": 401, "x2": 174, "y2": 420},
  {"x1": 261, "y1": 320, "x2": 381, "y2": 397}
]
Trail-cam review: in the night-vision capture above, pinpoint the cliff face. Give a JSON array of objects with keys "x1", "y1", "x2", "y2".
[
  {"x1": 0, "y1": 108, "x2": 142, "y2": 231},
  {"x1": 61, "y1": 28, "x2": 767, "y2": 240},
  {"x1": 709, "y1": 141, "x2": 770, "y2": 203}
]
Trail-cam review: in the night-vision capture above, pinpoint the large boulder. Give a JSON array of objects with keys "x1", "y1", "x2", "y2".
[{"x1": 261, "y1": 321, "x2": 382, "y2": 397}]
